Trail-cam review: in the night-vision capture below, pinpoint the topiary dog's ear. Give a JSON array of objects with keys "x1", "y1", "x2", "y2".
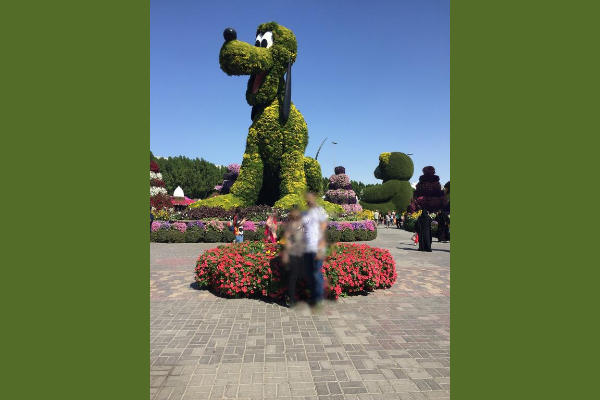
[{"x1": 281, "y1": 58, "x2": 292, "y2": 124}]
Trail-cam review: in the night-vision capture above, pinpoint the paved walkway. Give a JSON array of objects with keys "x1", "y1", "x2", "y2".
[{"x1": 151, "y1": 226, "x2": 450, "y2": 400}]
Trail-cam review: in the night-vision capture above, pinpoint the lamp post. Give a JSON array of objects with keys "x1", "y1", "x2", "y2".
[{"x1": 332, "y1": 141, "x2": 338, "y2": 172}]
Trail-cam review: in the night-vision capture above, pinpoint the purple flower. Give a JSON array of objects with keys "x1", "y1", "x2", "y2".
[
  {"x1": 187, "y1": 220, "x2": 205, "y2": 230},
  {"x1": 325, "y1": 189, "x2": 357, "y2": 204},
  {"x1": 328, "y1": 222, "x2": 343, "y2": 231},
  {"x1": 341, "y1": 204, "x2": 363, "y2": 213},
  {"x1": 351, "y1": 221, "x2": 366, "y2": 230},
  {"x1": 227, "y1": 163, "x2": 240, "y2": 175},
  {"x1": 243, "y1": 221, "x2": 257, "y2": 232},
  {"x1": 329, "y1": 174, "x2": 350, "y2": 189}
]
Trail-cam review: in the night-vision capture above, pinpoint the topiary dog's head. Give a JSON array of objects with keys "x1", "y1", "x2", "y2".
[
  {"x1": 373, "y1": 152, "x2": 414, "y2": 182},
  {"x1": 220, "y1": 22, "x2": 297, "y2": 108}
]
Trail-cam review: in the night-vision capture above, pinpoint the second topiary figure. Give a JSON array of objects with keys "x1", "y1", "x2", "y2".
[{"x1": 360, "y1": 152, "x2": 414, "y2": 215}]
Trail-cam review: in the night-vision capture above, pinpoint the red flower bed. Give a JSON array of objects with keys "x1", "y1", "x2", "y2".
[
  {"x1": 195, "y1": 242, "x2": 396, "y2": 300},
  {"x1": 324, "y1": 243, "x2": 396, "y2": 298}
]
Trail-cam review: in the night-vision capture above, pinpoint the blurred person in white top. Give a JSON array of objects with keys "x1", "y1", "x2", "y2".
[{"x1": 302, "y1": 191, "x2": 328, "y2": 309}]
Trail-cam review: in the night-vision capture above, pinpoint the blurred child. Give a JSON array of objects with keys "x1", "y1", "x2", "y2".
[{"x1": 411, "y1": 232, "x2": 419, "y2": 246}]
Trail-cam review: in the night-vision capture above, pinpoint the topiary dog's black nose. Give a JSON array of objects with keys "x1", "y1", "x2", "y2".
[{"x1": 223, "y1": 28, "x2": 237, "y2": 42}]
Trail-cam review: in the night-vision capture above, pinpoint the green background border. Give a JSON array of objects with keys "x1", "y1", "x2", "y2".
[
  {"x1": 452, "y1": 0, "x2": 596, "y2": 399},
  {"x1": 3, "y1": 1, "x2": 148, "y2": 399},
  {"x1": 3, "y1": 0, "x2": 596, "y2": 398}
]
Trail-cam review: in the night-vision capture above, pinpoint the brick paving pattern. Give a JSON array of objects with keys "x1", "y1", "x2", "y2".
[{"x1": 151, "y1": 226, "x2": 450, "y2": 399}]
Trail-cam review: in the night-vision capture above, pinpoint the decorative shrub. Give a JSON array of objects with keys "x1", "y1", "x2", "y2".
[
  {"x1": 215, "y1": 163, "x2": 241, "y2": 195},
  {"x1": 443, "y1": 181, "x2": 450, "y2": 212},
  {"x1": 150, "y1": 178, "x2": 165, "y2": 187},
  {"x1": 414, "y1": 166, "x2": 444, "y2": 212},
  {"x1": 195, "y1": 242, "x2": 396, "y2": 300},
  {"x1": 326, "y1": 189, "x2": 358, "y2": 204},
  {"x1": 150, "y1": 161, "x2": 172, "y2": 211},
  {"x1": 340, "y1": 230, "x2": 356, "y2": 242},
  {"x1": 354, "y1": 229, "x2": 368, "y2": 241},
  {"x1": 245, "y1": 230, "x2": 265, "y2": 241},
  {"x1": 334, "y1": 166, "x2": 346, "y2": 175},
  {"x1": 185, "y1": 230, "x2": 204, "y2": 243},
  {"x1": 402, "y1": 211, "x2": 442, "y2": 234},
  {"x1": 150, "y1": 218, "x2": 376, "y2": 244},
  {"x1": 204, "y1": 230, "x2": 222, "y2": 243},
  {"x1": 189, "y1": 22, "x2": 323, "y2": 208},
  {"x1": 341, "y1": 204, "x2": 363, "y2": 214},
  {"x1": 273, "y1": 193, "x2": 344, "y2": 216},
  {"x1": 361, "y1": 152, "x2": 414, "y2": 215},
  {"x1": 329, "y1": 174, "x2": 350, "y2": 189},
  {"x1": 327, "y1": 229, "x2": 342, "y2": 243},
  {"x1": 366, "y1": 229, "x2": 378, "y2": 240},
  {"x1": 169, "y1": 231, "x2": 185, "y2": 243},
  {"x1": 325, "y1": 166, "x2": 362, "y2": 214},
  {"x1": 222, "y1": 229, "x2": 235, "y2": 243},
  {"x1": 189, "y1": 193, "x2": 243, "y2": 210},
  {"x1": 304, "y1": 157, "x2": 323, "y2": 195}
]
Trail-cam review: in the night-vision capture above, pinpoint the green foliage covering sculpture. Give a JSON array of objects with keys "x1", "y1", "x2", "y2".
[
  {"x1": 360, "y1": 152, "x2": 414, "y2": 214},
  {"x1": 191, "y1": 22, "x2": 323, "y2": 209}
]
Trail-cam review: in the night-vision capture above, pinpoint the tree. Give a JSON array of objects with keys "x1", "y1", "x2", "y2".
[{"x1": 153, "y1": 154, "x2": 226, "y2": 199}]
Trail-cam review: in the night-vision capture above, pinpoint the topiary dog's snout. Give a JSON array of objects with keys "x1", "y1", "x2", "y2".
[{"x1": 219, "y1": 35, "x2": 273, "y2": 77}]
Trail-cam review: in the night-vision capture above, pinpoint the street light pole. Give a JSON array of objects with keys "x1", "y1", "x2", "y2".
[{"x1": 332, "y1": 141, "x2": 338, "y2": 172}]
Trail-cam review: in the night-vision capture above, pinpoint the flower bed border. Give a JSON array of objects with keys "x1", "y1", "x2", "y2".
[{"x1": 150, "y1": 220, "x2": 378, "y2": 243}]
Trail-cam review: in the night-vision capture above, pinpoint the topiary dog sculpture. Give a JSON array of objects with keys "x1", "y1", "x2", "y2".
[
  {"x1": 360, "y1": 152, "x2": 414, "y2": 214},
  {"x1": 194, "y1": 22, "x2": 322, "y2": 209}
]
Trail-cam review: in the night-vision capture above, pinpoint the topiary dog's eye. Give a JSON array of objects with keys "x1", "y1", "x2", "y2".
[
  {"x1": 261, "y1": 31, "x2": 273, "y2": 48},
  {"x1": 255, "y1": 33, "x2": 263, "y2": 47}
]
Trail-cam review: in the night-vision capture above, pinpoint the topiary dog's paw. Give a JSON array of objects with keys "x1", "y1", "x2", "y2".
[{"x1": 189, "y1": 194, "x2": 245, "y2": 210}]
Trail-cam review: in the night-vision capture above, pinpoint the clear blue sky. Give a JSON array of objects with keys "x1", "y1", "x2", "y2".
[{"x1": 151, "y1": 0, "x2": 449, "y2": 186}]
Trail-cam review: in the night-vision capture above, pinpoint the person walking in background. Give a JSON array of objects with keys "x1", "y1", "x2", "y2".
[
  {"x1": 282, "y1": 207, "x2": 305, "y2": 308},
  {"x1": 302, "y1": 191, "x2": 328, "y2": 311},
  {"x1": 264, "y1": 212, "x2": 278, "y2": 243},
  {"x1": 436, "y1": 209, "x2": 450, "y2": 243},
  {"x1": 373, "y1": 210, "x2": 380, "y2": 226},
  {"x1": 150, "y1": 207, "x2": 154, "y2": 233},
  {"x1": 385, "y1": 212, "x2": 391, "y2": 228},
  {"x1": 414, "y1": 209, "x2": 433, "y2": 252},
  {"x1": 233, "y1": 207, "x2": 246, "y2": 243}
]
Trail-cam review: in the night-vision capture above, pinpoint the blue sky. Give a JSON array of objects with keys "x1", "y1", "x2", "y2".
[{"x1": 151, "y1": 0, "x2": 449, "y2": 186}]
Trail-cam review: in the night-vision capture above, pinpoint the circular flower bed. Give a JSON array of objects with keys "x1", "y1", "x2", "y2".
[{"x1": 195, "y1": 242, "x2": 396, "y2": 300}]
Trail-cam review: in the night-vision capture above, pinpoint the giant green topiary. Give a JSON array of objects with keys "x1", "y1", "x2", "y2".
[
  {"x1": 192, "y1": 22, "x2": 322, "y2": 209},
  {"x1": 360, "y1": 152, "x2": 414, "y2": 214}
]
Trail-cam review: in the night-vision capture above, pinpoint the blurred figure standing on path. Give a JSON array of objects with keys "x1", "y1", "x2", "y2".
[
  {"x1": 282, "y1": 207, "x2": 305, "y2": 308},
  {"x1": 373, "y1": 210, "x2": 380, "y2": 226},
  {"x1": 302, "y1": 192, "x2": 328, "y2": 310},
  {"x1": 436, "y1": 209, "x2": 450, "y2": 242},
  {"x1": 415, "y1": 210, "x2": 433, "y2": 252}
]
